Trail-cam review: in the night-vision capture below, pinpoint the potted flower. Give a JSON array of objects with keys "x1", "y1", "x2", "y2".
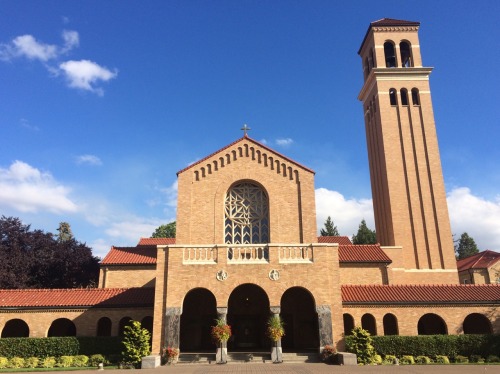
[
  {"x1": 211, "y1": 318, "x2": 231, "y2": 364},
  {"x1": 162, "y1": 346, "x2": 179, "y2": 365},
  {"x1": 267, "y1": 315, "x2": 285, "y2": 363}
]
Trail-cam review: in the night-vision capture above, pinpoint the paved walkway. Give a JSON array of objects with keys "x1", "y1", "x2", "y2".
[{"x1": 135, "y1": 363, "x2": 499, "y2": 374}]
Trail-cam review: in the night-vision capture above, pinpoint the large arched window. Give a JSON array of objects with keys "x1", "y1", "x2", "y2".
[{"x1": 224, "y1": 182, "x2": 269, "y2": 244}]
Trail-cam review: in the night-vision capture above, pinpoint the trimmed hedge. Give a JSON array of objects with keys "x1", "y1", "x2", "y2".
[
  {"x1": 355, "y1": 334, "x2": 500, "y2": 359},
  {"x1": 0, "y1": 336, "x2": 122, "y2": 358}
]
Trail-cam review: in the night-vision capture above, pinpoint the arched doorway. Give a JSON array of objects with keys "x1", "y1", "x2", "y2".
[
  {"x1": 383, "y1": 313, "x2": 398, "y2": 335},
  {"x1": 227, "y1": 284, "x2": 270, "y2": 350},
  {"x1": 281, "y1": 287, "x2": 319, "y2": 351},
  {"x1": 2, "y1": 319, "x2": 29, "y2": 337},
  {"x1": 48, "y1": 318, "x2": 76, "y2": 337},
  {"x1": 463, "y1": 313, "x2": 492, "y2": 334},
  {"x1": 361, "y1": 314, "x2": 377, "y2": 336},
  {"x1": 180, "y1": 288, "x2": 217, "y2": 352},
  {"x1": 96, "y1": 317, "x2": 112, "y2": 336},
  {"x1": 118, "y1": 317, "x2": 132, "y2": 336},
  {"x1": 343, "y1": 314, "x2": 355, "y2": 336},
  {"x1": 417, "y1": 313, "x2": 447, "y2": 335}
]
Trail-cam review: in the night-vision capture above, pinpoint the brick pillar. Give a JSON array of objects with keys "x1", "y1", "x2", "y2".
[
  {"x1": 216, "y1": 307, "x2": 228, "y2": 364},
  {"x1": 270, "y1": 306, "x2": 283, "y2": 363}
]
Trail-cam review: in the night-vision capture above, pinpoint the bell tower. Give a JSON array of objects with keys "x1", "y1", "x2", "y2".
[{"x1": 358, "y1": 19, "x2": 458, "y2": 284}]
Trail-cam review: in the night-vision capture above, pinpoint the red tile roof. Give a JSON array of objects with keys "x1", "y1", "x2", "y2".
[
  {"x1": 101, "y1": 246, "x2": 157, "y2": 265},
  {"x1": 339, "y1": 244, "x2": 392, "y2": 263},
  {"x1": 318, "y1": 236, "x2": 353, "y2": 245},
  {"x1": 342, "y1": 284, "x2": 500, "y2": 305},
  {"x1": 177, "y1": 135, "x2": 315, "y2": 175},
  {"x1": 138, "y1": 237, "x2": 176, "y2": 246},
  {"x1": 0, "y1": 288, "x2": 154, "y2": 309},
  {"x1": 457, "y1": 250, "x2": 500, "y2": 272}
]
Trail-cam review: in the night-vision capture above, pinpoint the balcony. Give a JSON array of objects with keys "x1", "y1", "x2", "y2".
[{"x1": 179, "y1": 244, "x2": 315, "y2": 265}]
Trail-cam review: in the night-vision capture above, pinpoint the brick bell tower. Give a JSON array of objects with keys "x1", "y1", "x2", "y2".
[{"x1": 358, "y1": 19, "x2": 458, "y2": 284}]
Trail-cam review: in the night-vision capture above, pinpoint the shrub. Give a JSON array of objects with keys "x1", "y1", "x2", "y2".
[
  {"x1": 454, "y1": 355, "x2": 468, "y2": 363},
  {"x1": 24, "y1": 357, "x2": 39, "y2": 368},
  {"x1": 345, "y1": 327, "x2": 376, "y2": 365},
  {"x1": 57, "y1": 355, "x2": 73, "y2": 367},
  {"x1": 435, "y1": 355, "x2": 450, "y2": 364},
  {"x1": 415, "y1": 355, "x2": 432, "y2": 364},
  {"x1": 77, "y1": 337, "x2": 123, "y2": 356},
  {"x1": 0, "y1": 357, "x2": 8, "y2": 369},
  {"x1": 372, "y1": 354, "x2": 382, "y2": 365},
  {"x1": 40, "y1": 356, "x2": 56, "y2": 368},
  {"x1": 8, "y1": 357, "x2": 25, "y2": 369},
  {"x1": 400, "y1": 355, "x2": 415, "y2": 365},
  {"x1": 0, "y1": 337, "x2": 79, "y2": 358},
  {"x1": 469, "y1": 354, "x2": 484, "y2": 363},
  {"x1": 89, "y1": 354, "x2": 106, "y2": 367},
  {"x1": 486, "y1": 355, "x2": 500, "y2": 363},
  {"x1": 320, "y1": 345, "x2": 337, "y2": 363},
  {"x1": 382, "y1": 354, "x2": 398, "y2": 365},
  {"x1": 72, "y1": 355, "x2": 89, "y2": 367},
  {"x1": 121, "y1": 320, "x2": 151, "y2": 367}
]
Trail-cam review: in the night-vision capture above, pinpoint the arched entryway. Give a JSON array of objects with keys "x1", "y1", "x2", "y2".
[
  {"x1": 417, "y1": 313, "x2": 447, "y2": 335},
  {"x1": 361, "y1": 313, "x2": 377, "y2": 335},
  {"x1": 281, "y1": 287, "x2": 319, "y2": 351},
  {"x1": 463, "y1": 313, "x2": 492, "y2": 334},
  {"x1": 96, "y1": 317, "x2": 112, "y2": 336},
  {"x1": 48, "y1": 318, "x2": 76, "y2": 337},
  {"x1": 180, "y1": 288, "x2": 217, "y2": 351},
  {"x1": 2, "y1": 319, "x2": 29, "y2": 337},
  {"x1": 227, "y1": 284, "x2": 270, "y2": 350},
  {"x1": 383, "y1": 313, "x2": 398, "y2": 335}
]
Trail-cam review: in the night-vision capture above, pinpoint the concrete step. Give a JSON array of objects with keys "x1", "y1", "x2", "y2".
[
  {"x1": 227, "y1": 352, "x2": 270, "y2": 363},
  {"x1": 177, "y1": 353, "x2": 214, "y2": 364},
  {"x1": 282, "y1": 352, "x2": 320, "y2": 363}
]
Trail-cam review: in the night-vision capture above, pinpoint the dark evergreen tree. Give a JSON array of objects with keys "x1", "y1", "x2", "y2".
[
  {"x1": 352, "y1": 219, "x2": 377, "y2": 244},
  {"x1": 455, "y1": 232, "x2": 479, "y2": 260},
  {"x1": 151, "y1": 222, "x2": 176, "y2": 238},
  {"x1": 320, "y1": 216, "x2": 340, "y2": 236}
]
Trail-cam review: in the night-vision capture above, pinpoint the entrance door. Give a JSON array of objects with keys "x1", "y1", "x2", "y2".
[
  {"x1": 180, "y1": 288, "x2": 217, "y2": 351},
  {"x1": 227, "y1": 284, "x2": 270, "y2": 350},
  {"x1": 281, "y1": 287, "x2": 319, "y2": 351}
]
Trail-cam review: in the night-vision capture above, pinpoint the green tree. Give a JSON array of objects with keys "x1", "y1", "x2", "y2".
[
  {"x1": 352, "y1": 219, "x2": 377, "y2": 244},
  {"x1": 346, "y1": 326, "x2": 376, "y2": 365},
  {"x1": 151, "y1": 222, "x2": 176, "y2": 238},
  {"x1": 121, "y1": 320, "x2": 151, "y2": 367},
  {"x1": 320, "y1": 216, "x2": 339, "y2": 236},
  {"x1": 56, "y1": 222, "x2": 74, "y2": 242},
  {"x1": 455, "y1": 232, "x2": 479, "y2": 260}
]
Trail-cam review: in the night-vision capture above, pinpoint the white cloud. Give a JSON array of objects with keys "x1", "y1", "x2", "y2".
[
  {"x1": 447, "y1": 187, "x2": 500, "y2": 250},
  {"x1": 59, "y1": 60, "x2": 117, "y2": 95},
  {"x1": 19, "y1": 118, "x2": 39, "y2": 131},
  {"x1": 0, "y1": 161, "x2": 78, "y2": 214},
  {"x1": 105, "y1": 217, "x2": 162, "y2": 243},
  {"x1": 76, "y1": 154, "x2": 102, "y2": 166},
  {"x1": 276, "y1": 138, "x2": 293, "y2": 147},
  {"x1": 315, "y1": 187, "x2": 374, "y2": 237},
  {"x1": 61, "y1": 30, "x2": 79, "y2": 52},
  {"x1": 0, "y1": 30, "x2": 79, "y2": 62}
]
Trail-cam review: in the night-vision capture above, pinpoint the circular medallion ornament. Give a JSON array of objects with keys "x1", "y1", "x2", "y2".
[
  {"x1": 216, "y1": 269, "x2": 228, "y2": 281},
  {"x1": 269, "y1": 269, "x2": 280, "y2": 281}
]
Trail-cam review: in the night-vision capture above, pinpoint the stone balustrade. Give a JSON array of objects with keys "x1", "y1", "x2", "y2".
[{"x1": 178, "y1": 244, "x2": 317, "y2": 265}]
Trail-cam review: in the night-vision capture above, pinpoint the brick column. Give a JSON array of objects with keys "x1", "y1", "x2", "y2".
[{"x1": 270, "y1": 306, "x2": 283, "y2": 363}]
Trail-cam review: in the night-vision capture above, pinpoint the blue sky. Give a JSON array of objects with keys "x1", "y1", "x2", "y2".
[{"x1": 1, "y1": 1, "x2": 499, "y2": 258}]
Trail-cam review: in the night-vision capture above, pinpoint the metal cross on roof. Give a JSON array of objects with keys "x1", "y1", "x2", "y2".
[{"x1": 241, "y1": 124, "x2": 251, "y2": 136}]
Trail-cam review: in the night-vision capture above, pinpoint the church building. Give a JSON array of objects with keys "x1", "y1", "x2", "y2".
[{"x1": 1, "y1": 19, "x2": 499, "y2": 362}]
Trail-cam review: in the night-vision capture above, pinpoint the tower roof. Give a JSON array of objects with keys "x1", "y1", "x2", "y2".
[{"x1": 358, "y1": 18, "x2": 420, "y2": 54}]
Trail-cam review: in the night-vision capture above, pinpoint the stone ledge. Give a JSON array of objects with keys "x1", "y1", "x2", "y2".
[
  {"x1": 141, "y1": 355, "x2": 161, "y2": 369},
  {"x1": 337, "y1": 352, "x2": 357, "y2": 365}
]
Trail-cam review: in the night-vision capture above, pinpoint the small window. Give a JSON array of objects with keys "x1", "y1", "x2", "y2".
[
  {"x1": 400, "y1": 41, "x2": 412, "y2": 67},
  {"x1": 389, "y1": 88, "x2": 397, "y2": 106},
  {"x1": 463, "y1": 279, "x2": 471, "y2": 284},
  {"x1": 364, "y1": 57, "x2": 370, "y2": 79},
  {"x1": 411, "y1": 88, "x2": 420, "y2": 105},
  {"x1": 400, "y1": 89, "x2": 409, "y2": 106},
  {"x1": 384, "y1": 41, "x2": 396, "y2": 67},
  {"x1": 370, "y1": 48, "x2": 375, "y2": 69}
]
